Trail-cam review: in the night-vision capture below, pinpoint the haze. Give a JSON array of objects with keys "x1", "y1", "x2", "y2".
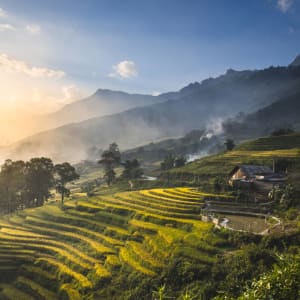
[{"x1": 0, "y1": 0, "x2": 299, "y2": 145}]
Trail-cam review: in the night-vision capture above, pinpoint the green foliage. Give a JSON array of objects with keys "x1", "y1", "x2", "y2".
[
  {"x1": 271, "y1": 127, "x2": 294, "y2": 136},
  {"x1": 174, "y1": 156, "x2": 187, "y2": 168},
  {"x1": 239, "y1": 253, "x2": 300, "y2": 300},
  {"x1": 224, "y1": 139, "x2": 235, "y2": 151},
  {"x1": 161, "y1": 154, "x2": 176, "y2": 171},
  {"x1": 121, "y1": 159, "x2": 143, "y2": 180},
  {"x1": 0, "y1": 158, "x2": 55, "y2": 214},
  {"x1": 98, "y1": 143, "x2": 121, "y2": 185},
  {"x1": 268, "y1": 184, "x2": 297, "y2": 209},
  {"x1": 152, "y1": 284, "x2": 170, "y2": 300},
  {"x1": 25, "y1": 158, "x2": 54, "y2": 207},
  {"x1": 54, "y1": 162, "x2": 80, "y2": 204},
  {"x1": 161, "y1": 154, "x2": 187, "y2": 171}
]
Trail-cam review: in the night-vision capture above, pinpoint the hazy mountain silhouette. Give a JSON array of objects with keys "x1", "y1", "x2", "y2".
[{"x1": 3, "y1": 56, "x2": 300, "y2": 162}]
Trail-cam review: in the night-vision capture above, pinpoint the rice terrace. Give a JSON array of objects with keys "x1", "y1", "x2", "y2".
[
  {"x1": 0, "y1": 1, "x2": 300, "y2": 299},
  {"x1": 0, "y1": 187, "x2": 221, "y2": 299}
]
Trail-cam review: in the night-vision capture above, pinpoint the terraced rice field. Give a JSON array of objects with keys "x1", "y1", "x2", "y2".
[
  {"x1": 0, "y1": 187, "x2": 224, "y2": 299},
  {"x1": 168, "y1": 133, "x2": 300, "y2": 178}
]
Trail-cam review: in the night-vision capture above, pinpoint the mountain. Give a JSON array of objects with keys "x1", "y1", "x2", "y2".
[
  {"x1": 3, "y1": 61, "x2": 300, "y2": 162},
  {"x1": 290, "y1": 54, "x2": 300, "y2": 67},
  {"x1": 222, "y1": 90, "x2": 300, "y2": 140},
  {"x1": 40, "y1": 88, "x2": 181, "y2": 129}
]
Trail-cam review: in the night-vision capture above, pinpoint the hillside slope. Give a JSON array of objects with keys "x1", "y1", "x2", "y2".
[
  {"x1": 223, "y1": 91, "x2": 300, "y2": 140},
  {"x1": 4, "y1": 63, "x2": 300, "y2": 162},
  {"x1": 43, "y1": 88, "x2": 181, "y2": 127},
  {"x1": 0, "y1": 187, "x2": 222, "y2": 300},
  {"x1": 164, "y1": 132, "x2": 300, "y2": 183}
]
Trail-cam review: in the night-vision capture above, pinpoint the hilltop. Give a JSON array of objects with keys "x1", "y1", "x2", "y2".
[{"x1": 3, "y1": 61, "x2": 300, "y2": 162}]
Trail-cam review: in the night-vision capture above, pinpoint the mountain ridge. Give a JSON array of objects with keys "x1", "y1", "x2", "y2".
[{"x1": 3, "y1": 62, "x2": 300, "y2": 162}]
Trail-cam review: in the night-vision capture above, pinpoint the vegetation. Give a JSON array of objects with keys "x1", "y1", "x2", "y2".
[
  {"x1": 98, "y1": 143, "x2": 121, "y2": 186},
  {"x1": 0, "y1": 133, "x2": 299, "y2": 299},
  {"x1": 163, "y1": 132, "x2": 300, "y2": 191},
  {"x1": 55, "y1": 162, "x2": 79, "y2": 204},
  {"x1": 121, "y1": 159, "x2": 143, "y2": 180},
  {"x1": 271, "y1": 127, "x2": 295, "y2": 137},
  {"x1": 224, "y1": 139, "x2": 235, "y2": 151},
  {"x1": 0, "y1": 182, "x2": 298, "y2": 299},
  {"x1": 238, "y1": 253, "x2": 300, "y2": 300},
  {"x1": 161, "y1": 154, "x2": 187, "y2": 171},
  {"x1": 0, "y1": 157, "x2": 78, "y2": 215}
]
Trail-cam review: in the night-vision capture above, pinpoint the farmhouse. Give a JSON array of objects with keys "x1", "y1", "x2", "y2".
[{"x1": 229, "y1": 164, "x2": 287, "y2": 193}]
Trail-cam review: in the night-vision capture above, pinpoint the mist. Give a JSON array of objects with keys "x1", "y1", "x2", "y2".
[{"x1": 1, "y1": 63, "x2": 300, "y2": 164}]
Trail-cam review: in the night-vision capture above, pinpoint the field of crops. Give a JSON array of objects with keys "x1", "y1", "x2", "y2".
[
  {"x1": 0, "y1": 187, "x2": 224, "y2": 299},
  {"x1": 168, "y1": 133, "x2": 300, "y2": 178}
]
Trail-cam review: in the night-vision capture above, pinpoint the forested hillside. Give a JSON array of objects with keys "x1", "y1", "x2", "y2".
[{"x1": 4, "y1": 64, "x2": 300, "y2": 162}]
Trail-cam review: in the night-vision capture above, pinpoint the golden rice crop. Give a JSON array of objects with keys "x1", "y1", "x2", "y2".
[
  {"x1": 119, "y1": 247, "x2": 156, "y2": 277},
  {"x1": 60, "y1": 284, "x2": 81, "y2": 300},
  {"x1": 17, "y1": 276, "x2": 57, "y2": 300},
  {"x1": 105, "y1": 255, "x2": 121, "y2": 267},
  {"x1": 0, "y1": 284, "x2": 35, "y2": 300},
  {"x1": 127, "y1": 241, "x2": 164, "y2": 268},
  {"x1": 36, "y1": 258, "x2": 93, "y2": 289},
  {"x1": 94, "y1": 263, "x2": 111, "y2": 279},
  {"x1": 23, "y1": 217, "x2": 115, "y2": 254}
]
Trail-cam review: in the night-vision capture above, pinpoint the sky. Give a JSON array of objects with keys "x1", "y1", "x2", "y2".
[{"x1": 0, "y1": 0, "x2": 299, "y2": 142}]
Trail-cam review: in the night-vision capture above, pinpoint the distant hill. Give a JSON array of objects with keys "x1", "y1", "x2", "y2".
[
  {"x1": 3, "y1": 61, "x2": 300, "y2": 162},
  {"x1": 290, "y1": 54, "x2": 300, "y2": 67},
  {"x1": 43, "y1": 88, "x2": 181, "y2": 127},
  {"x1": 222, "y1": 90, "x2": 300, "y2": 140},
  {"x1": 122, "y1": 129, "x2": 222, "y2": 169}
]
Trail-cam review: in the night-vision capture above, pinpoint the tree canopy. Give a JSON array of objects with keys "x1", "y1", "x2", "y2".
[
  {"x1": 54, "y1": 162, "x2": 79, "y2": 204},
  {"x1": 0, "y1": 157, "x2": 79, "y2": 214},
  {"x1": 98, "y1": 143, "x2": 121, "y2": 185}
]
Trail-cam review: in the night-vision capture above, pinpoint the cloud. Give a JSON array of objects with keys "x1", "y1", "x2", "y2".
[
  {"x1": 25, "y1": 24, "x2": 41, "y2": 35},
  {"x1": 277, "y1": 0, "x2": 293, "y2": 12},
  {"x1": 109, "y1": 60, "x2": 138, "y2": 78},
  {"x1": 61, "y1": 85, "x2": 82, "y2": 103},
  {"x1": 152, "y1": 90, "x2": 161, "y2": 96},
  {"x1": 0, "y1": 8, "x2": 6, "y2": 18},
  {"x1": 0, "y1": 53, "x2": 65, "y2": 79},
  {"x1": 0, "y1": 23, "x2": 15, "y2": 32}
]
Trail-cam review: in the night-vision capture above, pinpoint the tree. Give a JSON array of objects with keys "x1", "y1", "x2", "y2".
[
  {"x1": 25, "y1": 157, "x2": 54, "y2": 207},
  {"x1": 98, "y1": 143, "x2": 121, "y2": 186},
  {"x1": 224, "y1": 139, "x2": 235, "y2": 151},
  {"x1": 213, "y1": 176, "x2": 226, "y2": 193},
  {"x1": 174, "y1": 156, "x2": 187, "y2": 168},
  {"x1": 121, "y1": 159, "x2": 143, "y2": 180},
  {"x1": 54, "y1": 162, "x2": 79, "y2": 204},
  {"x1": 160, "y1": 154, "x2": 175, "y2": 171},
  {"x1": 0, "y1": 159, "x2": 26, "y2": 213},
  {"x1": 239, "y1": 254, "x2": 300, "y2": 300},
  {"x1": 271, "y1": 128, "x2": 294, "y2": 136},
  {"x1": 268, "y1": 184, "x2": 296, "y2": 209}
]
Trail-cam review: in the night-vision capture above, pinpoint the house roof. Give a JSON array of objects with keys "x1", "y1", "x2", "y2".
[{"x1": 229, "y1": 165, "x2": 273, "y2": 177}]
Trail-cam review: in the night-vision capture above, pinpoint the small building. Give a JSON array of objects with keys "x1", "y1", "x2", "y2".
[{"x1": 229, "y1": 164, "x2": 287, "y2": 193}]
